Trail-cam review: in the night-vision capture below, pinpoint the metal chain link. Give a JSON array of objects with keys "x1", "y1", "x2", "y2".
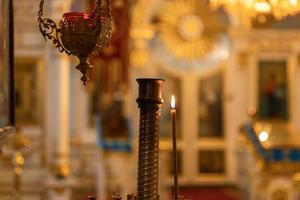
[
  {"x1": 107, "y1": 0, "x2": 112, "y2": 19},
  {"x1": 38, "y1": 0, "x2": 44, "y2": 19}
]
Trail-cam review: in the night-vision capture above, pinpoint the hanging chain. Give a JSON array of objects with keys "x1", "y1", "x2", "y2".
[
  {"x1": 92, "y1": 0, "x2": 112, "y2": 49},
  {"x1": 107, "y1": 0, "x2": 112, "y2": 19},
  {"x1": 38, "y1": 0, "x2": 45, "y2": 20},
  {"x1": 38, "y1": 0, "x2": 71, "y2": 54},
  {"x1": 93, "y1": 0, "x2": 103, "y2": 16},
  {"x1": 92, "y1": 0, "x2": 112, "y2": 20}
]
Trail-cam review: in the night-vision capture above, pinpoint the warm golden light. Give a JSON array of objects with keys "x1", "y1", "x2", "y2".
[
  {"x1": 254, "y1": 2, "x2": 271, "y2": 13},
  {"x1": 259, "y1": 131, "x2": 269, "y2": 142},
  {"x1": 157, "y1": 0, "x2": 223, "y2": 60},
  {"x1": 171, "y1": 95, "x2": 176, "y2": 109},
  {"x1": 210, "y1": 0, "x2": 300, "y2": 20}
]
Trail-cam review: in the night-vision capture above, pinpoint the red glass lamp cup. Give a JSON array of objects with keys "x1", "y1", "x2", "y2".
[{"x1": 60, "y1": 12, "x2": 111, "y2": 84}]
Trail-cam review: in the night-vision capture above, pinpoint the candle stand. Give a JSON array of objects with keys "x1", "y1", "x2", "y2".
[
  {"x1": 36, "y1": 0, "x2": 187, "y2": 199},
  {"x1": 88, "y1": 79, "x2": 187, "y2": 200},
  {"x1": 136, "y1": 79, "x2": 164, "y2": 200}
]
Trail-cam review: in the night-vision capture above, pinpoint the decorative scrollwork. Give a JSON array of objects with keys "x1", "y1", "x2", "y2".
[
  {"x1": 38, "y1": 17, "x2": 70, "y2": 55},
  {"x1": 38, "y1": 0, "x2": 111, "y2": 54},
  {"x1": 38, "y1": 0, "x2": 70, "y2": 54}
]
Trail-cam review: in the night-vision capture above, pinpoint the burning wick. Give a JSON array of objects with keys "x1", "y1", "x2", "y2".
[
  {"x1": 170, "y1": 95, "x2": 179, "y2": 200},
  {"x1": 171, "y1": 95, "x2": 176, "y2": 109}
]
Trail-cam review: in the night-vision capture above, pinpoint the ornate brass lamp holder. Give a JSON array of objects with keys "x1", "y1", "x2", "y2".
[{"x1": 38, "y1": 0, "x2": 112, "y2": 85}]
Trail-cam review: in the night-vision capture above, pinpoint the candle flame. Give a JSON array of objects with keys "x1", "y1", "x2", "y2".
[{"x1": 171, "y1": 95, "x2": 176, "y2": 109}]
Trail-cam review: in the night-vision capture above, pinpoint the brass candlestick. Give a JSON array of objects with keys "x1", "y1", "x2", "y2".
[
  {"x1": 136, "y1": 79, "x2": 164, "y2": 200},
  {"x1": 88, "y1": 79, "x2": 188, "y2": 200}
]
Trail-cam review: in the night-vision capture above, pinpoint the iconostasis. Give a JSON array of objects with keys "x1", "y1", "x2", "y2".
[
  {"x1": 2, "y1": 0, "x2": 300, "y2": 199},
  {"x1": 131, "y1": 0, "x2": 300, "y2": 196},
  {"x1": 227, "y1": 6, "x2": 300, "y2": 200}
]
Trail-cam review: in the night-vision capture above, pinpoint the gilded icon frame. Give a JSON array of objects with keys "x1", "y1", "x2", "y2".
[{"x1": 258, "y1": 60, "x2": 289, "y2": 121}]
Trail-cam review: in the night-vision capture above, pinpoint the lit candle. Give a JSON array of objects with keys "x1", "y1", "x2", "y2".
[{"x1": 171, "y1": 95, "x2": 179, "y2": 200}]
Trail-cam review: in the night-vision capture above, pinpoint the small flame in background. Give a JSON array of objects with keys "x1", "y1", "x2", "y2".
[
  {"x1": 171, "y1": 95, "x2": 176, "y2": 109},
  {"x1": 259, "y1": 131, "x2": 269, "y2": 142}
]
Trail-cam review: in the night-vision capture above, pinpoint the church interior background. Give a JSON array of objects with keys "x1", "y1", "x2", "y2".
[{"x1": 2, "y1": 0, "x2": 300, "y2": 199}]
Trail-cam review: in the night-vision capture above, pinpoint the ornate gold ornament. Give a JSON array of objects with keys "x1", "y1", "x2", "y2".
[
  {"x1": 271, "y1": 189, "x2": 288, "y2": 200},
  {"x1": 38, "y1": 0, "x2": 112, "y2": 85},
  {"x1": 52, "y1": 162, "x2": 71, "y2": 179},
  {"x1": 156, "y1": 0, "x2": 225, "y2": 61},
  {"x1": 210, "y1": 0, "x2": 300, "y2": 20}
]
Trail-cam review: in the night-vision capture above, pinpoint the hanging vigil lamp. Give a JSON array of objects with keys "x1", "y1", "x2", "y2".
[{"x1": 38, "y1": 0, "x2": 112, "y2": 85}]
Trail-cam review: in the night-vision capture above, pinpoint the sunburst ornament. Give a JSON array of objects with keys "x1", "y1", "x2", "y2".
[{"x1": 156, "y1": 0, "x2": 225, "y2": 61}]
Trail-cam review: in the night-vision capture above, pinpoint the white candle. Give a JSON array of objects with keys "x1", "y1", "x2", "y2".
[{"x1": 171, "y1": 95, "x2": 179, "y2": 200}]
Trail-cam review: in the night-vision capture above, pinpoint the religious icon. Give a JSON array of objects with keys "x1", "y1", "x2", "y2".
[
  {"x1": 198, "y1": 73, "x2": 223, "y2": 138},
  {"x1": 100, "y1": 99, "x2": 130, "y2": 139},
  {"x1": 258, "y1": 61, "x2": 288, "y2": 121},
  {"x1": 198, "y1": 150, "x2": 225, "y2": 174},
  {"x1": 14, "y1": 60, "x2": 39, "y2": 125},
  {"x1": 95, "y1": 97, "x2": 132, "y2": 152}
]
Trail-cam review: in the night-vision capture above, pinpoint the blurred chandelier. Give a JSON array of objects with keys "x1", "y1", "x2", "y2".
[{"x1": 210, "y1": 0, "x2": 300, "y2": 20}]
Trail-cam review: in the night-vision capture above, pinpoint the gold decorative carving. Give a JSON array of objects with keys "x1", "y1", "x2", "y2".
[
  {"x1": 156, "y1": 0, "x2": 225, "y2": 60},
  {"x1": 271, "y1": 189, "x2": 288, "y2": 200},
  {"x1": 238, "y1": 52, "x2": 248, "y2": 68},
  {"x1": 130, "y1": 40, "x2": 149, "y2": 68},
  {"x1": 241, "y1": 122, "x2": 300, "y2": 174},
  {"x1": 52, "y1": 162, "x2": 71, "y2": 179},
  {"x1": 210, "y1": 0, "x2": 300, "y2": 20}
]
